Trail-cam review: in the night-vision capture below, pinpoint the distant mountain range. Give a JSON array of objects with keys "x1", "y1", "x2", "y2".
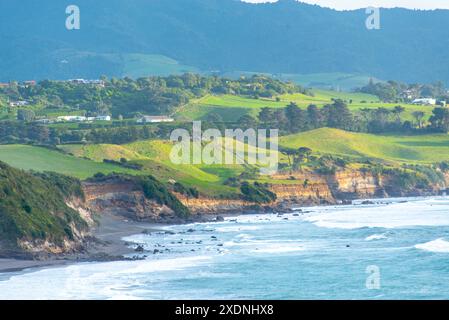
[{"x1": 1, "y1": 0, "x2": 449, "y2": 85}]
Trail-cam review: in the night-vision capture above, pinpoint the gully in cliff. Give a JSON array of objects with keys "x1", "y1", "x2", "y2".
[{"x1": 169, "y1": 121, "x2": 279, "y2": 175}]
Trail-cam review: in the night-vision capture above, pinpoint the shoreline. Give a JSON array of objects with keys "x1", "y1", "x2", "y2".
[
  {"x1": 0, "y1": 213, "x2": 166, "y2": 274},
  {"x1": 0, "y1": 195, "x2": 439, "y2": 275}
]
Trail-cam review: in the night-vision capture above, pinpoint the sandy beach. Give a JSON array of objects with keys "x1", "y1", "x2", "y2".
[{"x1": 0, "y1": 213, "x2": 164, "y2": 274}]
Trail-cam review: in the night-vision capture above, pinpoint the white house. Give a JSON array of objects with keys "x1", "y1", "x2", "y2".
[
  {"x1": 69, "y1": 79, "x2": 105, "y2": 87},
  {"x1": 9, "y1": 100, "x2": 29, "y2": 107},
  {"x1": 412, "y1": 98, "x2": 436, "y2": 106},
  {"x1": 136, "y1": 115, "x2": 174, "y2": 123},
  {"x1": 95, "y1": 115, "x2": 111, "y2": 121},
  {"x1": 57, "y1": 115, "x2": 87, "y2": 122}
]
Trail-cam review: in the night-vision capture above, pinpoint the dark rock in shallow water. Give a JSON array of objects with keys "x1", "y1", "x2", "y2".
[
  {"x1": 361, "y1": 200, "x2": 375, "y2": 205},
  {"x1": 153, "y1": 249, "x2": 160, "y2": 254},
  {"x1": 135, "y1": 245, "x2": 145, "y2": 252},
  {"x1": 187, "y1": 229, "x2": 195, "y2": 233},
  {"x1": 216, "y1": 216, "x2": 225, "y2": 222}
]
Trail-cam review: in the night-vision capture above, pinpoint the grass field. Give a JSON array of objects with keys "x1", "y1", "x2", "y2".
[
  {"x1": 3, "y1": 127, "x2": 449, "y2": 197},
  {"x1": 176, "y1": 90, "x2": 433, "y2": 123},
  {"x1": 59, "y1": 140, "x2": 249, "y2": 196},
  {"x1": 280, "y1": 128, "x2": 449, "y2": 164},
  {"x1": 0, "y1": 145, "x2": 137, "y2": 179}
]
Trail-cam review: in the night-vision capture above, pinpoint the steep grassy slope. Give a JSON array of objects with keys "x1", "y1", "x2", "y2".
[
  {"x1": 60, "y1": 140, "x2": 250, "y2": 197},
  {"x1": 0, "y1": 162, "x2": 88, "y2": 252},
  {"x1": 280, "y1": 128, "x2": 449, "y2": 164}
]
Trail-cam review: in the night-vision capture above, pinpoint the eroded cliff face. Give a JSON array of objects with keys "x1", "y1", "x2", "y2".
[
  {"x1": 80, "y1": 168, "x2": 447, "y2": 218},
  {"x1": 176, "y1": 196, "x2": 256, "y2": 215},
  {"x1": 178, "y1": 168, "x2": 446, "y2": 214},
  {"x1": 82, "y1": 180, "x2": 177, "y2": 222},
  {"x1": 328, "y1": 170, "x2": 385, "y2": 200}
]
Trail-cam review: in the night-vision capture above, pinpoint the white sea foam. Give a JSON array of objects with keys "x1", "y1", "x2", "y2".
[
  {"x1": 222, "y1": 238, "x2": 306, "y2": 255},
  {"x1": 365, "y1": 233, "x2": 387, "y2": 241},
  {"x1": 0, "y1": 255, "x2": 212, "y2": 300},
  {"x1": 304, "y1": 198, "x2": 449, "y2": 229},
  {"x1": 415, "y1": 239, "x2": 449, "y2": 253},
  {"x1": 215, "y1": 225, "x2": 261, "y2": 232}
]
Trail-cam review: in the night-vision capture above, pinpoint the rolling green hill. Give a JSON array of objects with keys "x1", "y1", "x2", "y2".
[
  {"x1": 176, "y1": 90, "x2": 434, "y2": 122},
  {"x1": 280, "y1": 128, "x2": 449, "y2": 164},
  {"x1": 0, "y1": 145, "x2": 137, "y2": 179}
]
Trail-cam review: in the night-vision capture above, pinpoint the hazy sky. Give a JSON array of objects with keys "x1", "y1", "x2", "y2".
[{"x1": 242, "y1": 0, "x2": 449, "y2": 10}]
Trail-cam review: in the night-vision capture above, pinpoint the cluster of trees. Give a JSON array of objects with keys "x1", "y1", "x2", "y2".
[
  {"x1": 358, "y1": 79, "x2": 447, "y2": 103},
  {"x1": 255, "y1": 100, "x2": 353, "y2": 135},
  {"x1": 429, "y1": 108, "x2": 449, "y2": 132},
  {"x1": 0, "y1": 120, "x2": 183, "y2": 145},
  {"x1": 0, "y1": 74, "x2": 306, "y2": 118},
  {"x1": 252, "y1": 100, "x2": 449, "y2": 135}
]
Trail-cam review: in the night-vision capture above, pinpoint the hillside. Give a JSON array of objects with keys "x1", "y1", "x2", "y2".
[
  {"x1": 280, "y1": 128, "x2": 449, "y2": 164},
  {"x1": 1, "y1": 0, "x2": 449, "y2": 83},
  {"x1": 177, "y1": 90, "x2": 433, "y2": 122},
  {"x1": 0, "y1": 162, "x2": 89, "y2": 255},
  {"x1": 0, "y1": 145, "x2": 138, "y2": 179}
]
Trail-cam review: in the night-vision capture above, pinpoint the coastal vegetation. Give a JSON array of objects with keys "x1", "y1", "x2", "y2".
[{"x1": 0, "y1": 162, "x2": 88, "y2": 252}]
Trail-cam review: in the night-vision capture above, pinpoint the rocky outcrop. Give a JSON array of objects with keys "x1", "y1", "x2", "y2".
[
  {"x1": 176, "y1": 196, "x2": 256, "y2": 215},
  {"x1": 327, "y1": 170, "x2": 386, "y2": 200}
]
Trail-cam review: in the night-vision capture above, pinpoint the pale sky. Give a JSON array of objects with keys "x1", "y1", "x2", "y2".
[{"x1": 242, "y1": 0, "x2": 449, "y2": 10}]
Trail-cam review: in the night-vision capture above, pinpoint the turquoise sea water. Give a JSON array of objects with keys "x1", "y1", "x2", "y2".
[{"x1": 2, "y1": 197, "x2": 449, "y2": 299}]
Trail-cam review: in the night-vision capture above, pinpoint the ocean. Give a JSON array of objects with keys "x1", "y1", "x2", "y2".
[{"x1": 2, "y1": 197, "x2": 449, "y2": 300}]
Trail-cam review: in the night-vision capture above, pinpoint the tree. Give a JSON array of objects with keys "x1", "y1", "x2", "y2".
[
  {"x1": 429, "y1": 108, "x2": 449, "y2": 132},
  {"x1": 238, "y1": 114, "x2": 257, "y2": 129},
  {"x1": 280, "y1": 147, "x2": 296, "y2": 174},
  {"x1": 17, "y1": 109, "x2": 35, "y2": 122},
  {"x1": 292, "y1": 147, "x2": 312, "y2": 170},
  {"x1": 412, "y1": 111, "x2": 425, "y2": 129},
  {"x1": 306, "y1": 104, "x2": 323, "y2": 129},
  {"x1": 392, "y1": 105, "x2": 405, "y2": 122},
  {"x1": 298, "y1": 147, "x2": 312, "y2": 162},
  {"x1": 285, "y1": 102, "x2": 306, "y2": 133},
  {"x1": 258, "y1": 107, "x2": 274, "y2": 126},
  {"x1": 323, "y1": 100, "x2": 353, "y2": 130}
]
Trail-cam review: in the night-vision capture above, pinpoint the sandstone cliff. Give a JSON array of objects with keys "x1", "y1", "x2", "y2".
[{"x1": 80, "y1": 168, "x2": 448, "y2": 218}]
